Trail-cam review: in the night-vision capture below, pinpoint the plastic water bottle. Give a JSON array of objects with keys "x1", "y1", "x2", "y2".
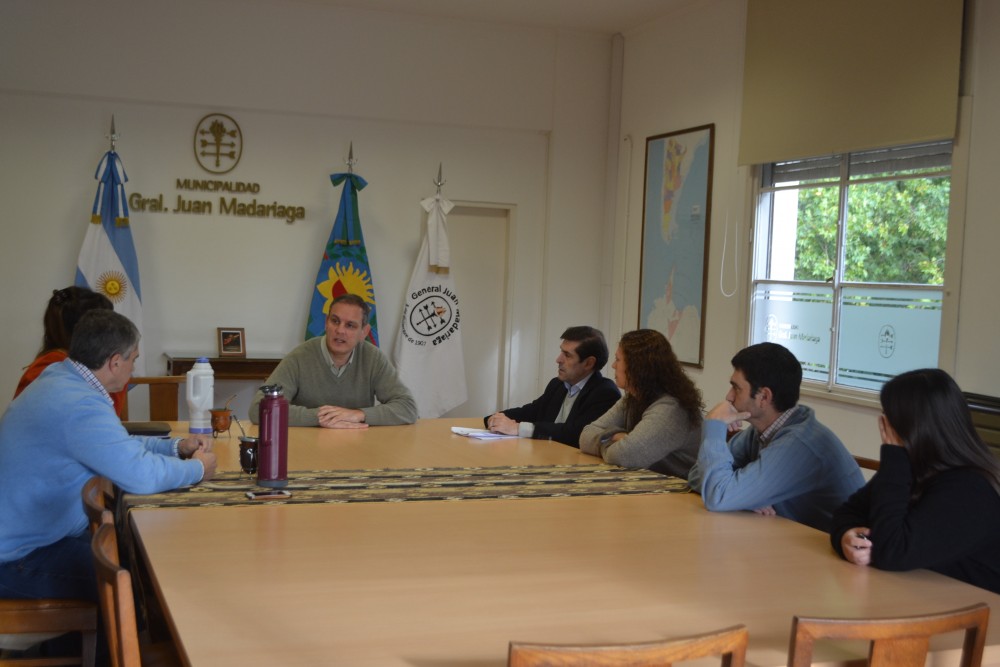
[
  {"x1": 257, "y1": 384, "x2": 289, "y2": 488},
  {"x1": 186, "y1": 358, "x2": 214, "y2": 434}
]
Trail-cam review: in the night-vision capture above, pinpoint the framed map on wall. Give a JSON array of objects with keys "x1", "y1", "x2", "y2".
[{"x1": 639, "y1": 124, "x2": 714, "y2": 368}]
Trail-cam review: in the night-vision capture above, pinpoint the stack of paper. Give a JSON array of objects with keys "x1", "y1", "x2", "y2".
[{"x1": 450, "y1": 426, "x2": 518, "y2": 440}]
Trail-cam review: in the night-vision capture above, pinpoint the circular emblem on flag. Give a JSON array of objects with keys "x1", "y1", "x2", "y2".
[
  {"x1": 409, "y1": 296, "x2": 453, "y2": 336},
  {"x1": 194, "y1": 113, "x2": 243, "y2": 174},
  {"x1": 96, "y1": 271, "x2": 129, "y2": 303}
]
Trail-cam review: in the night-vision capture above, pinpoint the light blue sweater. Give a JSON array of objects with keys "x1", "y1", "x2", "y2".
[
  {"x1": 0, "y1": 361, "x2": 204, "y2": 562},
  {"x1": 687, "y1": 405, "x2": 864, "y2": 532}
]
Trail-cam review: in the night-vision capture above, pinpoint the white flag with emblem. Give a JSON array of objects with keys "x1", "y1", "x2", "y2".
[{"x1": 393, "y1": 193, "x2": 467, "y2": 417}]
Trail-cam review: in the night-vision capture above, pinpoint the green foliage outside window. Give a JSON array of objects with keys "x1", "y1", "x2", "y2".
[{"x1": 793, "y1": 177, "x2": 950, "y2": 285}]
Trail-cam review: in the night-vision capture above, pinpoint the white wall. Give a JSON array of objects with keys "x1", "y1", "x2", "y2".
[
  {"x1": 0, "y1": 0, "x2": 613, "y2": 418},
  {"x1": 955, "y1": 0, "x2": 1000, "y2": 397},
  {"x1": 615, "y1": 0, "x2": 1000, "y2": 459},
  {"x1": 616, "y1": 0, "x2": 749, "y2": 401}
]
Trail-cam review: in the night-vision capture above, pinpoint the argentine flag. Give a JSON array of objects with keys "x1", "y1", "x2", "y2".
[{"x1": 75, "y1": 150, "x2": 145, "y2": 374}]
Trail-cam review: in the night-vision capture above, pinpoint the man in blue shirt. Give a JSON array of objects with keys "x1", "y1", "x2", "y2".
[
  {"x1": 485, "y1": 326, "x2": 620, "y2": 446},
  {"x1": 0, "y1": 310, "x2": 216, "y2": 602},
  {"x1": 688, "y1": 342, "x2": 863, "y2": 531}
]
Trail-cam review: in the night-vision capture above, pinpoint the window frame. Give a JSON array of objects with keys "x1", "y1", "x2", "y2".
[{"x1": 744, "y1": 115, "x2": 970, "y2": 402}]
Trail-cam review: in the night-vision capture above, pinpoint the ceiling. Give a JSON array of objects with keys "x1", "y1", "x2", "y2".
[{"x1": 297, "y1": 0, "x2": 694, "y2": 35}]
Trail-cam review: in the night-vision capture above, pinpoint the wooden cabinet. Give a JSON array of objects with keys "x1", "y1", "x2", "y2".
[{"x1": 165, "y1": 354, "x2": 282, "y2": 380}]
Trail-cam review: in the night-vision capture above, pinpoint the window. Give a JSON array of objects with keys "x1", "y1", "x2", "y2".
[{"x1": 749, "y1": 141, "x2": 952, "y2": 392}]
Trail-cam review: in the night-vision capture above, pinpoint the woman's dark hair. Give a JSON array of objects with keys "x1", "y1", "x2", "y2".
[
  {"x1": 39, "y1": 286, "x2": 114, "y2": 355},
  {"x1": 619, "y1": 329, "x2": 703, "y2": 427},
  {"x1": 881, "y1": 368, "x2": 1000, "y2": 496}
]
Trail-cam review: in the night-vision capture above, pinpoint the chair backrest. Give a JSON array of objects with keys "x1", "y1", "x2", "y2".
[
  {"x1": 121, "y1": 376, "x2": 185, "y2": 421},
  {"x1": 508, "y1": 624, "x2": 748, "y2": 667},
  {"x1": 0, "y1": 598, "x2": 97, "y2": 666},
  {"x1": 91, "y1": 522, "x2": 142, "y2": 667},
  {"x1": 81, "y1": 476, "x2": 114, "y2": 537},
  {"x1": 853, "y1": 455, "x2": 880, "y2": 472},
  {"x1": 787, "y1": 603, "x2": 990, "y2": 667}
]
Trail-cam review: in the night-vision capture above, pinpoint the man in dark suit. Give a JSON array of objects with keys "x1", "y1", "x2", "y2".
[{"x1": 484, "y1": 326, "x2": 620, "y2": 446}]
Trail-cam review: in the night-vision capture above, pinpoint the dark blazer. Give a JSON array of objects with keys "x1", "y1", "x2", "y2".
[{"x1": 484, "y1": 372, "x2": 620, "y2": 447}]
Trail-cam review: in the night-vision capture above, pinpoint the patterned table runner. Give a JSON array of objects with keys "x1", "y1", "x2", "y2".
[{"x1": 122, "y1": 464, "x2": 690, "y2": 510}]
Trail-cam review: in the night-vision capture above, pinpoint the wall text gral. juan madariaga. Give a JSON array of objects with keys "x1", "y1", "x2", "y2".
[{"x1": 127, "y1": 178, "x2": 307, "y2": 224}]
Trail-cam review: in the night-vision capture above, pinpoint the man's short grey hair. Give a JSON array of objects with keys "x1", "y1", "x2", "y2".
[{"x1": 69, "y1": 310, "x2": 140, "y2": 370}]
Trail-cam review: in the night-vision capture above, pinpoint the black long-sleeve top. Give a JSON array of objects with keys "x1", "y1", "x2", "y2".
[{"x1": 831, "y1": 444, "x2": 1000, "y2": 594}]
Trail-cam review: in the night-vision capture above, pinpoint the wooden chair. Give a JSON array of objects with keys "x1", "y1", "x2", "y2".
[
  {"x1": 121, "y1": 377, "x2": 185, "y2": 421},
  {"x1": 508, "y1": 624, "x2": 748, "y2": 666},
  {"x1": 854, "y1": 455, "x2": 880, "y2": 472},
  {"x1": 91, "y1": 524, "x2": 179, "y2": 667},
  {"x1": 0, "y1": 598, "x2": 97, "y2": 667},
  {"x1": 787, "y1": 602, "x2": 990, "y2": 667},
  {"x1": 81, "y1": 477, "x2": 115, "y2": 536},
  {"x1": 0, "y1": 477, "x2": 104, "y2": 665}
]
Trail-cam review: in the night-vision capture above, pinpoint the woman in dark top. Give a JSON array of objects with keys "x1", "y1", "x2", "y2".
[{"x1": 831, "y1": 368, "x2": 1000, "y2": 594}]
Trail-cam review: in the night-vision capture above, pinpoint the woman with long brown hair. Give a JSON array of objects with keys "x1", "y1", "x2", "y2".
[
  {"x1": 580, "y1": 329, "x2": 703, "y2": 477},
  {"x1": 832, "y1": 368, "x2": 1000, "y2": 593},
  {"x1": 14, "y1": 286, "x2": 127, "y2": 417}
]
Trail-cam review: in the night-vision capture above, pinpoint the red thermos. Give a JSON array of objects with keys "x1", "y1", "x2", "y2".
[{"x1": 257, "y1": 384, "x2": 288, "y2": 488}]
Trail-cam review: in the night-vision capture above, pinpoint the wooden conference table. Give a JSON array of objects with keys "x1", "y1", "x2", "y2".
[{"x1": 127, "y1": 419, "x2": 1000, "y2": 667}]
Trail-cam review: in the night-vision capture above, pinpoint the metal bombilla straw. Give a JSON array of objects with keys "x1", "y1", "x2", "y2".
[{"x1": 232, "y1": 413, "x2": 247, "y2": 438}]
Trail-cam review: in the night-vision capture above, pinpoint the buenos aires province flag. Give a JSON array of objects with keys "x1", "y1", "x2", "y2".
[
  {"x1": 75, "y1": 150, "x2": 145, "y2": 374},
  {"x1": 393, "y1": 194, "x2": 467, "y2": 418},
  {"x1": 306, "y1": 172, "x2": 380, "y2": 344}
]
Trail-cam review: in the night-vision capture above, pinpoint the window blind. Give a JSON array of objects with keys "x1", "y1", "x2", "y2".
[
  {"x1": 765, "y1": 140, "x2": 953, "y2": 186},
  {"x1": 738, "y1": 0, "x2": 964, "y2": 166}
]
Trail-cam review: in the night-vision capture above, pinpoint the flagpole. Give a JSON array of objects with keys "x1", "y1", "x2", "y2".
[
  {"x1": 305, "y1": 142, "x2": 380, "y2": 344},
  {"x1": 77, "y1": 118, "x2": 146, "y2": 374},
  {"x1": 393, "y1": 183, "x2": 467, "y2": 417}
]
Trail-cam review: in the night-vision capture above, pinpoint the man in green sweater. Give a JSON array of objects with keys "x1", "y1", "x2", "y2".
[{"x1": 250, "y1": 294, "x2": 417, "y2": 428}]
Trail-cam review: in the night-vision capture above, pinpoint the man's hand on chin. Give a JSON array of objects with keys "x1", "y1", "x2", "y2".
[{"x1": 706, "y1": 401, "x2": 751, "y2": 432}]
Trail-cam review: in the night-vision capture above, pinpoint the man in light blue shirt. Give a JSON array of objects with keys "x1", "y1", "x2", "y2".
[
  {"x1": 0, "y1": 310, "x2": 216, "y2": 603},
  {"x1": 688, "y1": 343, "x2": 863, "y2": 531}
]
